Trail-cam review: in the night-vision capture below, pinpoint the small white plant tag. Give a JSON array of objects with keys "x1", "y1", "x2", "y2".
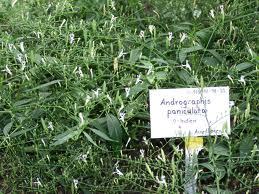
[{"x1": 149, "y1": 87, "x2": 230, "y2": 138}]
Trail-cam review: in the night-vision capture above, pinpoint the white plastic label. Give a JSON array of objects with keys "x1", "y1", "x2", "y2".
[{"x1": 149, "y1": 87, "x2": 230, "y2": 138}]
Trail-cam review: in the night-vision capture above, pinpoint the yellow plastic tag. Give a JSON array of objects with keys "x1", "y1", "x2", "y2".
[{"x1": 185, "y1": 137, "x2": 203, "y2": 150}]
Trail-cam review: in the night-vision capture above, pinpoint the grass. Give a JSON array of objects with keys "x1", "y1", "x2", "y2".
[{"x1": 0, "y1": 0, "x2": 258, "y2": 193}]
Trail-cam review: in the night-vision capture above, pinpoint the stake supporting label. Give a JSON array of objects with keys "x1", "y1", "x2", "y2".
[
  {"x1": 149, "y1": 87, "x2": 230, "y2": 138},
  {"x1": 184, "y1": 137, "x2": 203, "y2": 194}
]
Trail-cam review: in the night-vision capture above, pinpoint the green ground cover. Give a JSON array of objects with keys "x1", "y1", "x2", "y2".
[{"x1": 0, "y1": 0, "x2": 258, "y2": 193}]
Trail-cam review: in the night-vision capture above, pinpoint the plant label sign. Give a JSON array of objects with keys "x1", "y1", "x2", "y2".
[{"x1": 149, "y1": 87, "x2": 230, "y2": 138}]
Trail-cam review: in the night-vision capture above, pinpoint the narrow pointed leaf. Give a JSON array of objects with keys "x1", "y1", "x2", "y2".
[
  {"x1": 3, "y1": 121, "x2": 13, "y2": 136},
  {"x1": 106, "y1": 114, "x2": 122, "y2": 143},
  {"x1": 89, "y1": 127, "x2": 117, "y2": 142}
]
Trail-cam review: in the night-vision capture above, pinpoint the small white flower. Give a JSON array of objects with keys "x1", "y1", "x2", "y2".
[
  {"x1": 148, "y1": 25, "x2": 155, "y2": 34},
  {"x1": 19, "y1": 42, "x2": 25, "y2": 53},
  {"x1": 8, "y1": 43, "x2": 16, "y2": 52},
  {"x1": 125, "y1": 87, "x2": 130, "y2": 98},
  {"x1": 85, "y1": 95, "x2": 92, "y2": 105},
  {"x1": 180, "y1": 32, "x2": 187, "y2": 43},
  {"x1": 193, "y1": 9, "x2": 202, "y2": 18},
  {"x1": 238, "y1": 75, "x2": 246, "y2": 85},
  {"x1": 78, "y1": 67, "x2": 84, "y2": 78},
  {"x1": 69, "y1": 33, "x2": 75, "y2": 44},
  {"x1": 182, "y1": 60, "x2": 191, "y2": 71},
  {"x1": 33, "y1": 178, "x2": 42, "y2": 187},
  {"x1": 16, "y1": 53, "x2": 23, "y2": 63},
  {"x1": 33, "y1": 31, "x2": 42, "y2": 39},
  {"x1": 229, "y1": 101, "x2": 235, "y2": 108},
  {"x1": 219, "y1": 5, "x2": 224, "y2": 14},
  {"x1": 21, "y1": 61, "x2": 26, "y2": 71},
  {"x1": 46, "y1": 154, "x2": 50, "y2": 162},
  {"x1": 140, "y1": 149, "x2": 145, "y2": 158},
  {"x1": 78, "y1": 151, "x2": 89, "y2": 162},
  {"x1": 79, "y1": 112, "x2": 84, "y2": 126},
  {"x1": 41, "y1": 57, "x2": 46, "y2": 64},
  {"x1": 110, "y1": 14, "x2": 117, "y2": 24},
  {"x1": 168, "y1": 32, "x2": 173, "y2": 41},
  {"x1": 73, "y1": 66, "x2": 84, "y2": 78},
  {"x1": 118, "y1": 49, "x2": 126, "y2": 58},
  {"x1": 89, "y1": 68, "x2": 93, "y2": 79},
  {"x1": 125, "y1": 137, "x2": 131, "y2": 147},
  {"x1": 135, "y1": 74, "x2": 143, "y2": 84},
  {"x1": 142, "y1": 136, "x2": 148, "y2": 145},
  {"x1": 48, "y1": 121, "x2": 54, "y2": 130},
  {"x1": 119, "y1": 112, "x2": 126, "y2": 122},
  {"x1": 147, "y1": 66, "x2": 153, "y2": 75},
  {"x1": 106, "y1": 94, "x2": 112, "y2": 103},
  {"x1": 2, "y1": 65, "x2": 12, "y2": 76},
  {"x1": 113, "y1": 167, "x2": 123, "y2": 176},
  {"x1": 93, "y1": 88, "x2": 100, "y2": 97},
  {"x1": 227, "y1": 75, "x2": 234, "y2": 84},
  {"x1": 157, "y1": 154, "x2": 163, "y2": 161},
  {"x1": 73, "y1": 179, "x2": 79, "y2": 189},
  {"x1": 46, "y1": 3, "x2": 52, "y2": 12},
  {"x1": 41, "y1": 138, "x2": 46, "y2": 147},
  {"x1": 110, "y1": 1, "x2": 116, "y2": 10},
  {"x1": 209, "y1": 9, "x2": 215, "y2": 18},
  {"x1": 16, "y1": 53, "x2": 26, "y2": 70},
  {"x1": 60, "y1": 19, "x2": 66, "y2": 29},
  {"x1": 11, "y1": 0, "x2": 18, "y2": 7},
  {"x1": 156, "y1": 175, "x2": 166, "y2": 185},
  {"x1": 139, "y1": 30, "x2": 145, "y2": 39}
]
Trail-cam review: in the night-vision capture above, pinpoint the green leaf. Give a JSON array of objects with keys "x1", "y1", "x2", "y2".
[
  {"x1": 151, "y1": 58, "x2": 169, "y2": 65},
  {"x1": 30, "y1": 53, "x2": 43, "y2": 65},
  {"x1": 139, "y1": 60, "x2": 153, "y2": 69},
  {"x1": 155, "y1": 71, "x2": 167, "y2": 80},
  {"x1": 213, "y1": 144, "x2": 230, "y2": 156},
  {"x1": 89, "y1": 127, "x2": 117, "y2": 142},
  {"x1": 106, "y1": 114, "x2": 122, "y2": 143},
  {"x1": 179, "y1": 45, "x2": 203, "y2": 63},
  {"x1": 14, "y1": 99, "x2": 33, "y2": 107},
  {"x1": 205, "y1": 186, "x2": 231, "y2": 194},
  {"x1": 239, "y1": 135, "x2": 254, "y2": 157},
  {"x1": 236, "y1": 62, "x2": 254, "y2": 71},
  {"x1": 83, "y1": 131, "x2": 104, "y2": 150},
  {"x1": 51, "y1": 129, "x2": 81, "y2": 146},
  {"x1": 179, "y1": 51, "x2": 187, "y2": 63},
  {"x1": 207, "y1": 49, "x2": 225, "y2": 63},
  {"x1": 89, "y1": 117, "x2": 107, "y2": 132},
  {"x1": 202, "y1": 57, "x2": 219, "y2": 67},
  {"x1": 177, "y1": 70, "x2": 195, "y2": 84},
  {"x1": 196, "y1": 28, "x2": 215, "y2": 47},
  {"x1": 129, "y1": 82, "x2": 148, "y2": 97},
  {"x1": 200, "y1": 162, "x2": 214, "y2": 172},
  {"x1": 3, "y1": 121, "x2": 13, "y2": 136},
  {"x1": 146, "y1": 74, "x2": 155, "y2": 84},
  {"x1": 26, "y1": 80, "x2": 62, "y2": 92},
  {"x1": 215, "y1": 165, "x2": 226, "y2": 180},
  {"x1": 145, "y1": 162, "x2": 154, "y2": 178},
  {"x1": 129, "y1": 48, "x2": 142, "y2": 65},
  {"x1": 10, "y1": 127, "x2": 35, "y2": 138},
  {"x1": 200, "y1": 162, "x2": 226, "y2": 181}
]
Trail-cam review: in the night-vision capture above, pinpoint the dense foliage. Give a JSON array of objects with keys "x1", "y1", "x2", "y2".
[{"x1": 0, "y1": 0, "x2": 258, "y2": 193}]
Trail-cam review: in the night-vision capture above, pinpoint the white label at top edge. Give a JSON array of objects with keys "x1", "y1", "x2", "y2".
[{"x1": 149, "y1": 87, "x2": 230, "y2": 138}]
